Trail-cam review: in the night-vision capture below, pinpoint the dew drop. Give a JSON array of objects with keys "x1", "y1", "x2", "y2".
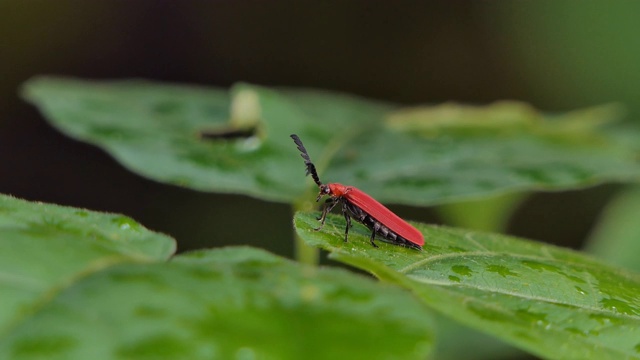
[
  {"x1": 589, "y1": 313, "x2": 613, "y2": 325},
  {"x1": 565, "y1": 327, "x2": 587, "y2": 337},
  {"x1": 521, "y1": 260, "x2": 561, "y2": 273},
  {"x1": 600, "y1": 298, "x2": 638, "y2": 315},
  {"x1": 486, "y1": 264, "x2": 518, "y2": 278},
  {"x1": 451, "y1": 265, "x2": 473, "y2": 277},
  {"x1": 111, "y1": 216, "x2": 140, "y2": 231}
]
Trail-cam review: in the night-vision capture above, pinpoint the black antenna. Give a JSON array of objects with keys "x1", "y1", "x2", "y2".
[{"x1": 290, "y1": 134, "x2": 322, "y2": 187}]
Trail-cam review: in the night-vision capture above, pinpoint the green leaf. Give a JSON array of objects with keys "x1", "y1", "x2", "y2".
[
  {"x1": 386, "y1": 101, "x2": 623, "y2": 135},
  {"x1": 586, "y1": 186, "x2": 640, "y2": 272},
  {"x1": 0, "y1": 195, "x2": 434, "y2": 359},
  {"x1": 20, "y1": 77, "x2": 393, "y2": 203},
  {"x1": 0, "y1": 194, "x2": 175, "y2": 336},
  {"x1": 22, "y1": 77, "x2": 640, "y2": 206},
  {"x1": 294, "y1": 212, "x2": 640, "y2": 360},
  {"x1": 0, "y1": 246, "x2": 435, "y2": 360}
]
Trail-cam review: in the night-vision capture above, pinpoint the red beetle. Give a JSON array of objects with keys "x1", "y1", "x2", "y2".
[{"x1": 291, "y1": 134, "x2": 424, "y2": 250}]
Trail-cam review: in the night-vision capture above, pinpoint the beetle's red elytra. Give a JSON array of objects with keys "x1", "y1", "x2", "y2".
[{"x1": 291, "y1": 134, "x2": 424, "y2": 250}]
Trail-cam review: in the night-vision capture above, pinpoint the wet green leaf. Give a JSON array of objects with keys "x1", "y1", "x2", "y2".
[
  {"x1": 22, "y1": 77, "x2": 640, "y2": 206},
  {"x1": 0, "y1": 246, "x2": 435, "y2": 360},
  {"x1": 20, "y1": 77, "x2": 392, "y2": 203},
  {"x1": 294, "y1": 212, "x2": 640, "y2": 360},
  {"x1": 0, "y1": 194, "x2": 175, "y2": 335},
  {"x1": 0, "y1": 195, "x2": 434, "y2": 359},
  {"x1": 586, "y1": 186, "x2": 640, "y2": 272}
]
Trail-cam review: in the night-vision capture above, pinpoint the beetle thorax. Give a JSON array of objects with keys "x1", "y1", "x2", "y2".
[{"x1": 328, "y1": 183, "x2": 350, "y2": 197}]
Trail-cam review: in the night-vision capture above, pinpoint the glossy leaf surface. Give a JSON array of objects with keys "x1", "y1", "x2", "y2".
[
  {"x1": 294, "y1": 212, "x2": 640, "y2": 360},
  {"x1": 0, "y1": 195, "x2": 434, "y2": 359},
  {"x1": 22, "y1": 77, "x2": 640, "y2": 205},
  {"x1": 0, "y1": 194, "x2": 175, "y2": 335}
]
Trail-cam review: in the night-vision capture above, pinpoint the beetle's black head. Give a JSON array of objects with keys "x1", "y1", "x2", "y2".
[{"x1": 316, "y1": 184, "x2": 331, "y2": 202}]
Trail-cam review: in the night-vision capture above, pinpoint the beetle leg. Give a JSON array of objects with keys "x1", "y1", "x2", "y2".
[
  {"x1": 369, "y1": 222, "x2": 381, "y2": 248},
  {"x1": 342, "y1": 202, "x2": 352, "y2": 243},
  {"x1": 314, "y1": 199, "x2": 339, "y2": 231},
  {"x1": 316, "y1": 198, "x2": 333, "y2": 220}
]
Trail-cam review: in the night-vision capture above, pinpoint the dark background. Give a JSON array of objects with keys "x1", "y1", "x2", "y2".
[{"x1": 1, "y1": 1, "x2": 638, "y2": 257}]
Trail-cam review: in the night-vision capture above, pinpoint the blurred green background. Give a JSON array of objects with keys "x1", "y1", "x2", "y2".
[{"x1": 1, "y1": 1, "x2": 637, "y2": 257}]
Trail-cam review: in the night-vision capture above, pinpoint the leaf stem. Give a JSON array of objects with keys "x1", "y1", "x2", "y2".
[{"x1": 292, "y1": 198, "x2": 319, "y2": 266}]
